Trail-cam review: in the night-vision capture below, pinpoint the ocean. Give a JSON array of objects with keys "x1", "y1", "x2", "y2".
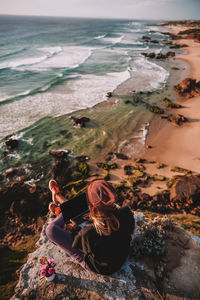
[{"x1": 0, "y1": 15, "x2": 188, "y2": 172}]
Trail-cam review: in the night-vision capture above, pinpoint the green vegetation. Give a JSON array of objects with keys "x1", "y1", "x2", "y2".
[
  {"x1": 131, "y1": 217, "x2": 168, "y2": 260},
  {"x1": 170, "y1": 165, "x2": 192, "y2": 174},
  {"x1": 133, "y1": 170, "x2": 144, "y2": 178},
  {"x1": 77, "y1": 162, "x2": 89, "y2": 176},
  {"x1": 149, "y1": 105, "x2": 164, "y2": 114},
  {"x1": 128, "y1": 176, "x2": 141, "y2": 187},
  {"x1": 152, "y1": 174, "x2": 166, "y2": 181},
  {"x1": 135, "y1": 158, "x2": 145, "y2": 163},
  {"x1": 96, "y1": 162, "x2": 118, "y2": 170},
  {"x1": 163, "y1": 97, "x2": 182, "y2": 108},
  {"x1": 0, "y1": 234, "x2": 40, "y2": 300},
  {"x1": 156, "y1": 163, "x2": 165, "y2": 169},
  {"x1": 166, "y1": 176, "x2": 179, "y2": 188},
  {"x1": 103, "y1": 173, "x2": 110, "y2": 181}
]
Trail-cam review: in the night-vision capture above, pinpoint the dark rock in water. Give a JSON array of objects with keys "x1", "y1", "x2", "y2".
[
  {"x1": 156, "y1": 53, "x2": 167, "y2": 59},
  {"x1": 106, "y1": 92, "x2": 112, "y2": 98},
  {"x1": 142, "y1": 52, "x2": 175, "y2": 60},
  {"x1": 79, "y1": 117, "x2": 90, "y2": 123},
  {"x1": 125, "y1": 100, "x2": 132, "y2": 104},
  {"x1": 70, "y1": 116, "x2": 90, "y2": 128},
  {"x1": 42, "y1": 141, "x2": 51, "y2": 151},
  {"x1": 171, "y1": 67, "x2": 180, "y2": 70},
  {"x1": 60, "y1": 130, "x2": 72, "y2": 138},
  {"x1": 151, "y1": 40, "x2": 159, "y2": 44},
  {"x1": 166, "y1": 51, "x2": 175, "y2": 57},
  {"x1": 115, "y1": 153, "x2": 129, "y2": 160},
  {"x1": 1, "y1": 151, "x2": 9, "y2": 159},
  {"x1": 170, "y1": 43, "x2": 188, "y2": 49},
  {"x1": 49, "y1": 149, "x2": 72, "y2": 160},
  {"x1": 4, "y1": 139, "x2": 19, "y2": 150},
  {"x1": 142, "y1": 35, "x2": 151, "y2": 40},
  {"x1": 141, "y1": 52, "x2": 156, "y2": 58},
  {"x1": 5, "y1": 168, "x2": 17, "y2": 178}
]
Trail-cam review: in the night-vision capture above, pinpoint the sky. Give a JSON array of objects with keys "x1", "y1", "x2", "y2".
[{"x1": 0, "y1": 0, "x2": 200, "y2": 20}]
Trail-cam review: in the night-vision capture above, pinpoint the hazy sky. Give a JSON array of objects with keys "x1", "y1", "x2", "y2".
[{"x1": 1, "y1": 0, "x2": 200, "y2": 20}]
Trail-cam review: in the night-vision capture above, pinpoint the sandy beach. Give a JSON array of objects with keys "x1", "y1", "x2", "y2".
[
  {"x1": 144, "y1": 29, "x2": 200, "y2": 166},
  {"x1": 96, "y1": 23, "x2": 200, "y2": 195}
]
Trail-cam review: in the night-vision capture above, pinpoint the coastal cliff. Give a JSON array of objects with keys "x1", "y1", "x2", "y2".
[{"x1": 12, "y1": 212, "x2": 200, "y2": 300}]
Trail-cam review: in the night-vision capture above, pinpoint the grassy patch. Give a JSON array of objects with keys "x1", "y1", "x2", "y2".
[
  {"x1": 142, "y1": 211, "x2": 200, "y2": 237},
  {"x1": 0, "y1": 234, "x2": 40, "y2": 300}
]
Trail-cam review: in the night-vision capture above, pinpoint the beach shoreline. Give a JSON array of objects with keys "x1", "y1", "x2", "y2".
[{"x1": 144, "y1": 24, "x2": 200, "y2": 176}]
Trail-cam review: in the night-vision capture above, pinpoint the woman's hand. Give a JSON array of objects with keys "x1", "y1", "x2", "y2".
[{"x1": 66, "y1": 219, "x2": 77, "y2": 232}]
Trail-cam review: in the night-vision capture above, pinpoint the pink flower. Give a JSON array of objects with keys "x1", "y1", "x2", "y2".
[
  {"x1": 41, "y1": 265, "x2": 47, "y2": 271},
  {"x1": 48, "y1": 259, "x2": 54, "y2": 264},
  {"x1": 48, "y1": 267, "x2": 55, "y2": 275},
  {"x1": 41, "y1": 270, "x2": 46, "y2": 277}
]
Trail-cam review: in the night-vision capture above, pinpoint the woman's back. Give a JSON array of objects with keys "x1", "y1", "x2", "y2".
[{"x1": 72, "y1": 206, "x2": 135, "y2": 275}]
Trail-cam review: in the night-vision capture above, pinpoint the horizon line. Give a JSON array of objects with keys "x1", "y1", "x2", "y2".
[{"x1": 0, "y1": 13, "x2": 199, "y2": 22}]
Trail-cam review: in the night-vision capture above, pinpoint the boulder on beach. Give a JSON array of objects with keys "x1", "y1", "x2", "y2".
[{"x1": 174, "y1": 78, "x2": 200, "y2": 98}]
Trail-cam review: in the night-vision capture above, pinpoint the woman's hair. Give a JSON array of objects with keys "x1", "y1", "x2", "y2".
[
  {"x1": 86, "y1": 180, "x2": 120, "y2": 236},
  {"x1": 89, "y1": 204, "x2": 120, "y2": 236}
]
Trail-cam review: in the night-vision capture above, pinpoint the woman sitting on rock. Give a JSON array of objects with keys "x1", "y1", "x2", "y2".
[{"x1": 46, "y1": 179, "x2": 135, "y2": 275}]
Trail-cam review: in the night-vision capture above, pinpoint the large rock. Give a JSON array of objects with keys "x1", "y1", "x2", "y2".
[
  {"x1": 0, "y1": 182, "x2": 49, "y2": 245},
  {"x1": 174, "y1": 78, "x2": 200, "y2": 98},
  {"x1": 11, "y1": 213, "x2": 200, "y2": 300},
  {"x1": 170, "y1": 175, "x2": 200, "y2": 215}
]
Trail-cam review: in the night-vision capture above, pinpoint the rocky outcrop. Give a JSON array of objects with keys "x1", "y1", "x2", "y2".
[
  {"x1": 70, "y1": 116, "x2": 90, "y2": 128},
  {"x1": 12, "y1": 213, "x2": 200, "y2": 300},
  {"x1": 178, "y1": 28, "x2": 200, "y2": 43},
  {"x1": 160, "y1": 113, "x2": 187, "y2": 125},
  {"x1": 174, "y1": 78, "x2": 200, "y2": 98},
  {"x1": 170, "y1": 175, "x2": 200, "y2": 215},
  {"x1": 142, "y1": 52, "x2": 175, "y2": 59},
  {"x1": 118, "y1": 175, "x2": 200, "y2": 215},
  {"x1": 163, "y1": 97, "x2": 182, "y2": 108},
  {"x1": 0, "y1": 182, "x2": 50, "y2": 246}
]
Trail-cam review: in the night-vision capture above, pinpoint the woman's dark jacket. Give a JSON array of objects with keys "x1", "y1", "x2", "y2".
[{"x1": 72, "y1": 206, "x2": 135, "y2": 275}]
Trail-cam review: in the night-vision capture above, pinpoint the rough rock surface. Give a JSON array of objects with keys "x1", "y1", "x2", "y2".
[
  {"x1": 174, "y1": 78, "x2": 200, "y2": 98},
  {"x1": 12, "y1": 212, "x2": 200, "y2": 300}
]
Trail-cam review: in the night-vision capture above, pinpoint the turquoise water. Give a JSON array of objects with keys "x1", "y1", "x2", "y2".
[
  {"x1": 1, "y1": 15, "x2": 185, "y2": 174},
  {"x1": 0, "y1": 16, "x2": 169, "y2": 138}
]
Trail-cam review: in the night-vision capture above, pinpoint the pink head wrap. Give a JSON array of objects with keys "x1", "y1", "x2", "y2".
[{"x1": 87, "y1": 180, "x2": 117, "y2": 211}]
